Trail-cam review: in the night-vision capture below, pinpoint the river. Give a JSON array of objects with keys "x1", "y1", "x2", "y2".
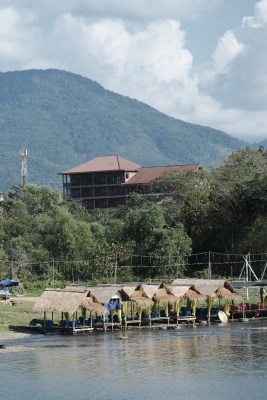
[{"x1": 1, "y1": 320, "x2": 266, "y2": 400}]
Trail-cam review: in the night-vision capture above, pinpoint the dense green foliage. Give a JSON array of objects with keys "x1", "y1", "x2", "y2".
[
  {"x1": 0, "y1": 69, "x2": 247, "y2": 191},
  {"x1": 1, "y1": 147, "x2": 267, "y2": 286}
]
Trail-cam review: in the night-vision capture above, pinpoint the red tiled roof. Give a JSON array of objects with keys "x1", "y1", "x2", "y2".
[
  {"x1": 125, "y1": 164, "x2": 202, "y2": 185},
  {"x1": 62, "y1": 155, "x2": 142, "y2": 174}
]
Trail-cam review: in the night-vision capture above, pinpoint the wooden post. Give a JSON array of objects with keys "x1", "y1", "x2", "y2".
[
  {"x1": 72, "y1": 313, "x2": 75, "y2": 334},
  {"x1": 52, "y1": 258, "x2": 55, "y2": 286},
  {"x1": 114, "y1": 254, "x2": 117, "y2": 284},
  {"x1": 44, "y1": 311, "x2": 47, "y2": 334},
  {"x1": 208, "y1": 251, "x2": 211, "y2": 280},
  {"x1": 83, "y1": 310, "x2": 86, "y2": 333}
]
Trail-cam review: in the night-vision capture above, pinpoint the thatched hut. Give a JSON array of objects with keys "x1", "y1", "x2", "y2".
[
  {"x1": 152, "y1": 285, "x2": 177, "y2": 318},
  {"x1": 119, "y1": 286, "x2": 139, "y2": 321},
  {"x1": 171, "y1": 279, "x2": 240, "y2": 318},
  {"x1": 33, "y1": 288, "x2": 91, "y2": 332},
  {"x1": 87, "y1": 285, "x2": 121, "y2": 305},
  {"x1": 127, "y1": 285, "x2": 156, "y2": 321},
  {"x1": 166, "y1": 283, "x2": 205, "y2": 317},
  {"x1": 69, "y1": 285, "x2": 124, "y2": 327},
  {"x1": 80, "y1": 295, "x2": 104, "y2": 313}
]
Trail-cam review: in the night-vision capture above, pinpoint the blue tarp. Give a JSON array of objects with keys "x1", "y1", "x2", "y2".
[
  {"x1": 0, "y1": 279, "x2": 19, "y2": 287},
  {"x1": 107, "y1": 298, "x2": 121, "y2": 311}
]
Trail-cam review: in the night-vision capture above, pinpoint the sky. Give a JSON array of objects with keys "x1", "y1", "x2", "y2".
[{"x1": 0, "y1": 0, "x2": 267, "y2": 143}]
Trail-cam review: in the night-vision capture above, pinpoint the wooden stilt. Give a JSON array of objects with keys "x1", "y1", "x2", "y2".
[{"x1": 44, "y1": 311, "x2": 47, "y2": 334}]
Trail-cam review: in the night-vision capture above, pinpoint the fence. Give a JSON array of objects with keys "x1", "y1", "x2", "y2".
[{"x1": 1, "y1": 252, "x2": 267, "y2": 285}]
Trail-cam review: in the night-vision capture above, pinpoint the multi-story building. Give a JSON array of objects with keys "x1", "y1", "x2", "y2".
[{"x1": 60, "y1": 155, "x2": 202, "y2": 209}]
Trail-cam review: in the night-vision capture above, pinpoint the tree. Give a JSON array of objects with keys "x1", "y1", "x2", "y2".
[
  {"x1": 209, "y1": 147, "x2": 267, "y2": 252},
  {"x1": 14, "y1": 185, "x2": 62, "y2": 215},
  {"x1": 121, "y1": 202, "x2": 191, "y2": 278},
  {"x1": 151, "y1": 169, "x2": 212, "y2": 251}
]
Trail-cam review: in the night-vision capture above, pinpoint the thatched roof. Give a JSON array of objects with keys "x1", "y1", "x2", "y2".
[
  {"x1": 88, "y1": 286, "x2": 121, "y2": 304},
  {"x1": 153, "y1": 288, "x2": 177, "y2": 304},
  {"x1": 171, "y1": 279, "x2": 238, "y2": 298},
  {"x1": 215, "y1": 286, "x2": 241, "y2": 301},
  {"x1": 80, "y1": 296, "x2": 105, "y2": 313},
  {"x1": 32, "y1": 288, "x2": 89, "y2": 314},
  {"x1": 131, "y1": 296, "x2": 154, "y2": 307},
  {"x1": 168, "y1": 285, "x2": 205, "y2": 301},
  {"x1": 119, "y1": 286, "x2": 137, "y2": 301},
  {"x1": 167, "y1": 285, "x2": 191, "y2": 298},
  {"x1": 185, "y1": 288, "x2": 206, "y2": 301},
  {"x1": 65, "y1": 284, "x2": 121, "y2": 304},
  {"x1": 135, "y1": 284, "x2": 158, "y2": 299},
  {"x1": 130, "y1": 288, "x2": 154, "y2": 307}
]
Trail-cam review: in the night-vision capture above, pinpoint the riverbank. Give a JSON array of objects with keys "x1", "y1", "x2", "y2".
[
  {"x1": 0, "y1": 331, "x2": 32, "y2": 340},
  {"x1": 0, "y1": 296, "x2": 41, "y2": 336}
]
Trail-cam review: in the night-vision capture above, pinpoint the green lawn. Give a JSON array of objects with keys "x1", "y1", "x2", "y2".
[{"x1": 0, "y1": 300, "x2": 43, "y2": 333}]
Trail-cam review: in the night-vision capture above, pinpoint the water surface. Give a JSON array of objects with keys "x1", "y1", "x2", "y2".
[{"x1": 1, "y1": 321, "x2": 266, "y2": 400}]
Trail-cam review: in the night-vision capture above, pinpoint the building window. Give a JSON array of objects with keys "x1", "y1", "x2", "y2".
[
  {"x1": 95, "y1": 187, "x2": 107, "y2": 197},
  {"x1": 107, "y1": 186, "x2": 126, "y2": 196},
  {"x1": 70, "y1": 188, "x2": 81, "y2": 198},
  {"x1": 81, "y1": 176, "x2": 93, "y2": 186},
  {"x1": 107, "y1": 174, "x2": 124, "y2": 184},
  {"x1": 70, "y1": 176, "x2": 80, "y2": 186},
  {"x1": 94, "y1": 173, "x2": 107, "y2": 185},
  {"x1": 95, "y1": 199, "x2": 108, "y2": 208},
  {"x1": 82, "y1": 187, "x2": 93, "y2": 197},
  {"x1": 108, "y1": 198, "x2": 126, "y2": 207}
]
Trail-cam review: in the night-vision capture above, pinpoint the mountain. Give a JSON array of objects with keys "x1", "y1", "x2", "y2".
[
  {"x1": 252, "y1": 139, "x2": 267, "y2": 149},
  {"x1": 0, "y1": 69, "x2": 248, "y2": 191}
]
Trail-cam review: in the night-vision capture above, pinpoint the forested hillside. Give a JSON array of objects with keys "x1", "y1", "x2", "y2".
[
  {"x1": 0, "y1": 69, "x2": 247, "y2": 191},
  {"x1": 1, "y1": 148, "x2": 267, "y2": 287}
]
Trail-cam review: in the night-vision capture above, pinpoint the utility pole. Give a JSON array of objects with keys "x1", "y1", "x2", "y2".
[
  {"x1": 208, "y1": 251, "x2": 212, "y2": 279},
  {"x1": 20, "y1": 146, "x2": 28, "y2": 186},
  {"x1": 114, "y1": 254, "x2": 118, "y2": 284}
]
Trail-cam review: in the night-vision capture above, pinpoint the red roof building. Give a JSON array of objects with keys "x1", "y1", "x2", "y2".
[{"x1": 59, "y1": 155, "x2": 202, "y2": 209}]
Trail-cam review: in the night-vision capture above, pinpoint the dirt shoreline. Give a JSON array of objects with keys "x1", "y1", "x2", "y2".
[{"x1": 0, "y1": 331, "x2": 32, "y2": 340}]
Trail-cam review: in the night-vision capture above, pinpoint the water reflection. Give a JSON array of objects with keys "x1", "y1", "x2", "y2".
[{"x1": 1, "y1": 321, "x2": 267, "y2": 400}]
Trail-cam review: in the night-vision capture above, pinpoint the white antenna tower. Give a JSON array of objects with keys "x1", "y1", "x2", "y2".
[{"x1": 20, "y1": 146, "x2": 28, "y2": 186}]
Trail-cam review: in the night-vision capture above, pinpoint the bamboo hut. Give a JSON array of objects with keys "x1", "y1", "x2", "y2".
[
  {"x1": 87, "y1": 286, "x2": 123, "y2": 330},
  {"x1": 171, "y1": 279, "x2": 240, "y2": 320},
  {"x1": 33, "y1": 288, "x2": 92, "y2": 333},
  {"x1": 64, "y1": 284, "x2": 131, "y2": 330},
  {"x1": 80, "y1": 294, "x2": 105, "y2": 328},
  {"x1": 119, "y1": 286, "x2": 138, "y2": 323},
  {"x1": 126, "y1": 285, "x2": 155, "y2": 326},
  {"x1": 152, "y1": 285, "x2": 177, "y2": 323},
  {"x1": 167, "y1": 284, "x2": 205, "y2": 319}
]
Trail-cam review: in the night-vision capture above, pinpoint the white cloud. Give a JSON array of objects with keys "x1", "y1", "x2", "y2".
[
  {"x1": 1, "y1": 0, "x2": 267, "y2": 143},
  {"x1": 242, "y1": 0, "x2": 267, "y2": 28},
  {"x1": 189, "y1": 0, "x2": 267, "y2": 141},
  {"x1": 0, "y1": 7, "x2": 42, "y2": 69},
  {"x1": 212, "y1": 31, "x2": 245, "y2": 74}
]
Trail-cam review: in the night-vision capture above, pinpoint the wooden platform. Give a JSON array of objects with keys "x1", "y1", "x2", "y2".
[{"x1": 123, "y1": 319, "x2": 141, "y2": 329}]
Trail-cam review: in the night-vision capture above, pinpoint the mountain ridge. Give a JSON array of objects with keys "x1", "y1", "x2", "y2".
[{"x1": 0, "y1": 69, "x2": 250, "y2": 191}]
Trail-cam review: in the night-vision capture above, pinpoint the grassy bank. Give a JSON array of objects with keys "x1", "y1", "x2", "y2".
[{"x1": 0, "y1": 299, "x2": 42, "y2": 333}]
